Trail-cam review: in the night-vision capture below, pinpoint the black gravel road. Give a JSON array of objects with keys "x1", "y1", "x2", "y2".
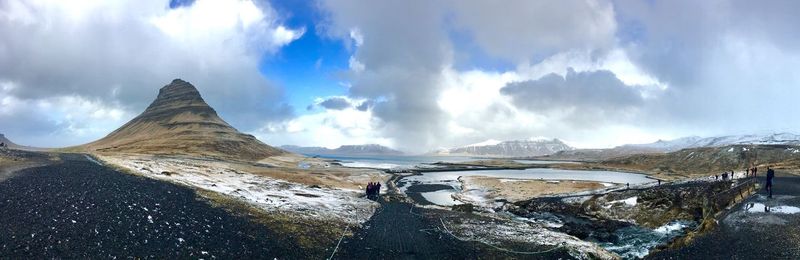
[
  {"x1": 648, "y1": 172, "x2": 800, "y2": 259},
  {"x1": 0, "y1": 154, "x2": 309, "y2": 259},
  {"x1": 333, "y1": 197, "x2": 575, "y2": 259}
]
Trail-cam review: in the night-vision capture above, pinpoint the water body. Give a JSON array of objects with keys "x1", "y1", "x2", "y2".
[
  {"x1": 600, "y1": 220, "x2": 695, "y2": 259},
  {"x1": 399, "y1": 168, "x2": 654, "y2": 206},
  {"x1": 309, "y1": 154, "x2": 485, "y2": 169}
]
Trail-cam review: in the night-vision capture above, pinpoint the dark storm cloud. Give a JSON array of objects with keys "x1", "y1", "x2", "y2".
[
  {"x1": 318, "y1": 97, "x2": 353, "y2": 110},
  {"x1": 501, "y1": 68, "x2": 645, "y2": 124},
  {"x1": 356, "y1": 100, "x2": 373, "y2": 111},
  {"x1": 502, "y1": 68, "x2": 644, "y2": 110}
]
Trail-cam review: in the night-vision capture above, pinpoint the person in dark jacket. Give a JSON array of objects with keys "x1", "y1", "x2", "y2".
[{"x1": 766, "y1": 167, "x2": 775, "y2": 198}]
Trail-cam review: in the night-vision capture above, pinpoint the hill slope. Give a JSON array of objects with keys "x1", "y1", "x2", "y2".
[
  {"x1": 602, "y1": 145, "x2": 800, "y2": 178},
  {"x1": 81, "y1": 79, "x2": 284, "y2": 160},
  {"x1": 0, "y1": 134, "x2": 21, "y2": 149}
]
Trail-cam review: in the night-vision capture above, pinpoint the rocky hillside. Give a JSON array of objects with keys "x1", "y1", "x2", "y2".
[
  {"x1": 80, "y1": 79, "x2": 284, "y2": 160},
  {"x1": 437, "y1": 138, "x2": 574, "y2": 157},
  {"x1": 280, "y1": 144, "x2": 403, "y2": 156},
  {"x1": 602, "y1": 144, "x2": 800, "y2": 178}
]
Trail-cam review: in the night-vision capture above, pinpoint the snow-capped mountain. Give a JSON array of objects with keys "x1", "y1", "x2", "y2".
[
  {"x1": 280, "y1": 144, "x2": 403, "y2": 156},
  {"x1": 437, "y1": 138, "x2": 574, "y2": 157},
  {"x1": 622, "y1": 133, "x2": 800, "y2": 152}
]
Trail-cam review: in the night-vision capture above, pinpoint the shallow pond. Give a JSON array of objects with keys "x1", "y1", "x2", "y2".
[{"x1": 399, "y1": 168, "x2": 654, "y2": 206}]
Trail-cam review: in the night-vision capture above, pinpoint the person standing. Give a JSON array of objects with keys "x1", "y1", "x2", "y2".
[{"x1": 766, "y1": 167, "x2": 775, "y2": 198}]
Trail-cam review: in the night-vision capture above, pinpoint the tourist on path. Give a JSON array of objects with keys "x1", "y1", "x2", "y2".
[{"x1": 766, "y1": 167, "x2": 775, "y2": 198}]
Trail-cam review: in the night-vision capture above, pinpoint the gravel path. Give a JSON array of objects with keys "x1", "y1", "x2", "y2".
[
  {"x1": 0, "y1": 154, "x2": 309, "y2": 259},
  {"x1": 648, "y1": 172, "x2": 800, "y2": 259},
  {"x1": 333, "y1": 197, "x2": 575, "y2": 259}
]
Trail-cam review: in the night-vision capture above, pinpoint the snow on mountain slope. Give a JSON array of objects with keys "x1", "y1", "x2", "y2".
[
  {"x1": 439, "y1": 138, "x2": 574, "y2": 157},
  {"x1": 623, "y1": 133, "x2": 800, "y2": 152}
]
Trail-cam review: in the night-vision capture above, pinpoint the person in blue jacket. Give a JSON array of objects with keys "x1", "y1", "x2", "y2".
[{"x1": 766, "y1": 166, "x2": 775, "y2": 199}]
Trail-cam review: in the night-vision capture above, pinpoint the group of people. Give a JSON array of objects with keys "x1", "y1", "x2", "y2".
[
  {"x1": 712, "y1": 166, "x2": 763, "y2": 181},
  {"x1": 708, "y1": 165, "x2": 776, "y2": 199},
  {"x1": 747, "y1": 166, "x2": 759, "y2": 177},
  {"x1": 365, "y1": 182, "x2": 382, "y2": 198},
  {"x1": 714, "y1": 171, "x2": 737, "y2": 181}
]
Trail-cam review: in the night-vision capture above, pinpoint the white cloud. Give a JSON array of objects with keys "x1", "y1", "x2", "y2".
[
  {"x1": 256, "y1": 104, "x2": 392, "y2": 149},
  {"x1": 0, "y1": 0, "x2": 301, "y2": 147}
]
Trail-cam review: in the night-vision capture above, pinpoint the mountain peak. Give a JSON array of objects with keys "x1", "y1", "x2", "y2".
[
  {"x1": 160, "y1": 79, "x2": 199, "y2": 95},
  {"x1": 82, "y1": 79, "x2": 284, "y2": 160}
]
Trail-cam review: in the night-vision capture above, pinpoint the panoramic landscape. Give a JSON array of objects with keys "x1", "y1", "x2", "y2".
[{"x1": 2, "y1": 0, "x2": 800, "y2": 259}]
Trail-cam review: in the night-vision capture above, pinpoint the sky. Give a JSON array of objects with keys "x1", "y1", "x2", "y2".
[{"x1": 2, "y1": 0, "x2": 800, "y2": 153}]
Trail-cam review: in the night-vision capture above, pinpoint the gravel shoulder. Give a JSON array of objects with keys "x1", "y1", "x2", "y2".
[{"x1": 0, "y1": 153, "x2": 331, "y2": 258}]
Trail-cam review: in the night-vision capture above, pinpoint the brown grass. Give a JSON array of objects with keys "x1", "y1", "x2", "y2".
[{"x1": 463, "y1": 176, "x2": 607, "y2": 202}]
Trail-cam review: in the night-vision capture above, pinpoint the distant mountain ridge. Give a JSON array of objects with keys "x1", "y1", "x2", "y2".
[
  {"x1": 79, "y1": 79, "x2": 284, "y2": 160},
  {"x1": 541, "y1": 133, "x2": 800, "y2": 162},
  {"x1": 281, "y1": 144, "x2": 403, "y2": 156},
  {"x1": 622, "y1": 133, "x2": 800, "y2": 152},
  {"x1": 435, "y1": 138, "x2": 574, "y2": 157}
]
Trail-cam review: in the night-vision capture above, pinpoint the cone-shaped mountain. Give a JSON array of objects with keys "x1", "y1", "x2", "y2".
[{"x1": 83, "y1": 79, "x2": 284, "y2": 160}]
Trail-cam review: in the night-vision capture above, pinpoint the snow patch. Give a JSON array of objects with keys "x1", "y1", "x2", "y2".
[
  {"x1": 100, "y1": 156, "x2": 379, "y2": 225},
  {"x1": 609, "y1": 196, "x2": 638, "y2": 207},
  {"x1": 746, "y1": 203, "x2": 800, "y2": 214}
]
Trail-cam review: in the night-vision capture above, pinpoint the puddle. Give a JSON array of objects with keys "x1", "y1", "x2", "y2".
[
  {"x1": 399, "y1": 168, "x2": 652, "y2": 207},
  {"x1": 419, "y1": 190, "x2": 463, "y2": 206},
  {"x1": 745, "y1": 203, "x2": 800, "y2": 214}
]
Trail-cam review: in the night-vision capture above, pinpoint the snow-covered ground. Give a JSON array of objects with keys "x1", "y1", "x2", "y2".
[
  {"x1": 444, "y1": 217, "x2": 617, "y2": 260},
  {"x1": 98, "y1": 155, "x2": 379, "y2": 225}
]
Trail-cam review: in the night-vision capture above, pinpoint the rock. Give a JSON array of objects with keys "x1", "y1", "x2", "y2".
[{"x1": 452, "y1": 204, "x2": 474, "y2": 213}]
